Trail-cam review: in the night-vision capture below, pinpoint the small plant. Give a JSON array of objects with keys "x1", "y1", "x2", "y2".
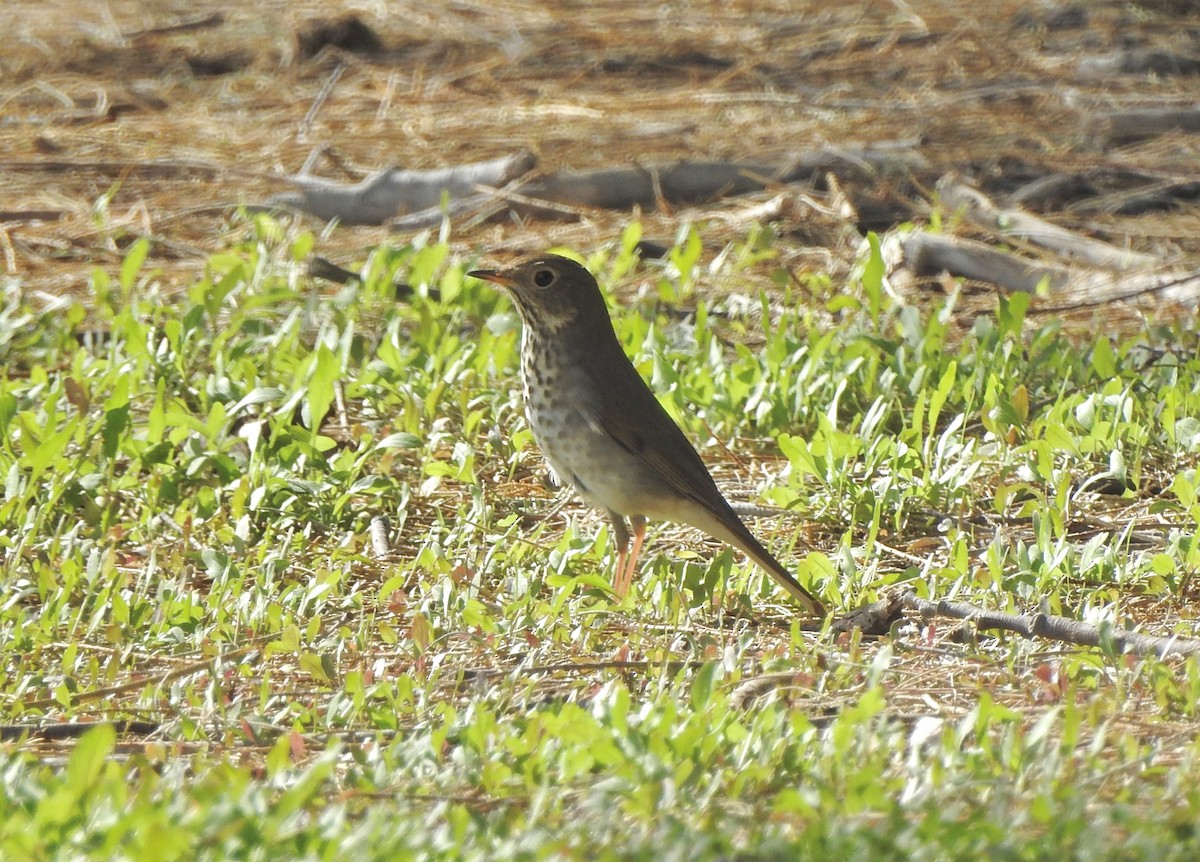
[{"x1": 1, "y1": 219, "x2": 1199, "y2": 859}]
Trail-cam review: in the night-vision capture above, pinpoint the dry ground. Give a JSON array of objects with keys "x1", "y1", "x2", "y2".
[
  {"x1": 4, "y1": 0, "x2": 1200, "y2": 803},
  {"x1": 4, "y1": 0, "x2": 1200, "y2": 303}
]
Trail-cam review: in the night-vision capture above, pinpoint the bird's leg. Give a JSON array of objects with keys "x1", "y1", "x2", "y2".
[
  {"x1": 616, "y1": 515, "x2": 647, "y2": 597},
  {"x1": 607, "y1": 511, "x2": 631, "y2": 596}
]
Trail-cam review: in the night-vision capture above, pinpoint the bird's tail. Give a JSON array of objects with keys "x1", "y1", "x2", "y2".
[{"x1": 685, "y1": 504, "x2": 826, "y2": 616}]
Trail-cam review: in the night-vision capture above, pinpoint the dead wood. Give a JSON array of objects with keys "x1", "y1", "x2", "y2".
[
  {"x1": 992, "y1": 166, "x2": 1200, "y2": 216},
  {"x1": 1090, "y1": 106, "x2": 1200, "y2": 148},
  {"x1": 267, "y1": 145, "x2": 924, "y2": 227},
  {"x1": 1072, "y1": 180, "x2": 1200, "y2": 216},
  {"x1": 507, "y1": 146, "x2": 926, "y2": 218},
  {"x1": 900, "y1": 591, "x2": 1200, "y2": 659},
  {"x1": 919, "y1": 172, "x2": 1200, "y2": 304},
  {"x1": 1007, "y1": 173, "x2": 1098, "y2": 210},
  {"x1": 0, "y1": 209, "x2": 64, "y2": 223},
  {"x1": 889, "y1": 231, "x2": 1200, "y2": 304},
  {"x1": 1036, "y1": 269, "x2": 1200, "y2": 309},
  {"x1": 0, "y1": 720, "x2": 159, "y2": 741},
  {"x1": 268, "y1": 151, "x2": 537, "y2": 225},
  {"x1": 937, "y1": 173, "x2": 1158, "y2": 270},
  {"x1": 368, "y1": 516, "x2": 392, "y2": 559},
  {"x1": 1077, "y1": 49, "x2": 1200, "y2": 80},
  {"x1": 388, "y1": 192, "x2": 510, "y2": 232},
  {"x1": 890, "y1": 232, "x2": 1069, "y2": 293}
]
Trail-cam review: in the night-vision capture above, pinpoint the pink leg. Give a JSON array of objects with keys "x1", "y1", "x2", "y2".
[
  {"x1": 608, "y1": 512, "x2": 631, "y2": 597},
  {"x1": 615, "y1": 516, "x2": 647, "y2": 597},
  {"x1": 613, "y1": 546, "x2": 628, "y2": 592}
]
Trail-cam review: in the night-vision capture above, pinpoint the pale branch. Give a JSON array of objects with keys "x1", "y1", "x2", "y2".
[
  {"x1": 268, "y1": 151, "x2": 537, "y2": 225},
  {"x1": 264, "y1": 145, "x2": 925, "y2": 227},
  {"x1": 1036, "y1": 269, "x2": 1200, "y2": 309},
  {"x1": 936, "y1": 172, "x2": 1158, "y2": 271},
  {"x1": 1089, "y1": 105, "x2": 1200, "y2": 148},
  {"x1": 900, "y1": 591, "x2": 1200, "y2": 659},
  {"x1": 369, "y1": 516, "x2": 392, "y2": 559},
  {"x1": 1005, "y1": 168, "x2": 1200, "y2": 216},
  {"x1": 887, "y1": 231, "x2": 1200, "y2": 304},
  {"x1": 505, "y1": 146, "x2": 927, "y2": 218},
  {"x1": 891, "y1": 231, "x2": 1069, "y2": 293},
  {"x1": 387, "y1": 193, "x2": 499, "y2": 231},
  {"x1": 1077, "y1": 48, "x2": 1200, "y2": 81}
]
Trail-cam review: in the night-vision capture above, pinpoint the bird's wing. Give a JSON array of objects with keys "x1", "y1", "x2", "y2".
[
  {"x1": 577, "y1": 348, "x2": 826, "y2": 616},
  {"x1": 579, "y1": 352, "x2": 734, "y2": 514}
]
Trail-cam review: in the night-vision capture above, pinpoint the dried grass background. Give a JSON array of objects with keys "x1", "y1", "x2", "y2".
[{"x1": 4, "y1": 0, "x2": 1200, "y2": 304}]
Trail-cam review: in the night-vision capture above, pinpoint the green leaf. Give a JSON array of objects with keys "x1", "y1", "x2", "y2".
[
  {"x1": 290, "y1": 231, "x2": 315, "y2": 263},
  {"x1": 928, "y1": 360, "x2": 957, "y2": 431},
  {"x1": 778, "y1": 433, "x2": 819, "y2": 478},
  {"x1": 670, "y1": 226, "x2": 703, "y2": 292},
  {"x1": 119, "y1": 237, "x2": 151, "y2": 292},
  {"x1": 997, "y1": 290, "x2": 1030, "y2": 336},
  {"x1": 66, "y1": 723, "x2": 116, "y2": 787},
  {"x1": 1150, "y1": 554, "x2": 1176, "y2": 576},
  {"x1": 375, "y1": 432, "x2": 423, "y2": 450},
  {"x1": 1091, "y1": 336, "x2": 1117, "y2": 379},
  {"x1": 299, "y1": 652, "x2": 332, "y2": 682},
  {"x1": 0, "y1": 390, "x2": 17, "y2": 437},
  {"x1": 690, "y1": 661, "x2": 719, "y2": 711},
  {"x1": 306, "y1": 344, "x2": 339, "y2": 437},
  {"x1": 860, "y1": 232, "x2": 885, "y2": 321},
  {"x1": 231, "y1": 387, "x2": 287, "y2": 416},
  {"x1": 102, "y1": 383, "x2": 131, "y2": 460}
]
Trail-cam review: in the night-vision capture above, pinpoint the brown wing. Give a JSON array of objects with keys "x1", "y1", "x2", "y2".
[
  {"x1": 580, "y1": 347, "x2": 733, "y2": 515},
  {"x1": 577, "y1": 347, "x2": 824, "y2": 613}
]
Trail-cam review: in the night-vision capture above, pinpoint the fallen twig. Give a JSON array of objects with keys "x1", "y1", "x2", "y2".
[
  {"x1": 298, "y1": 63, "x2": 345, "y2": 144},
  {"x1": 269, "y1": 151, "x2": 536, "y2": 225},
  {"x1": 0, "y1": 720, "x2": 159, "y2": 742},
  {"x1": 937, "y1": 173, "x2": 1157, "y2": 270},
  {"x1": 123, "y1": 12, "x2": 225, "y2": 39},
  {"x1": 887, "y1": 230, "x2": 1200, "y2": 304},
  {"x1": 891, "y1": 231, "x2": 1068, "y2": 293},
  {"x1": 900, "y1": 591, "x2": 1200, "y2": 659},
  {"x1": 508, "y1": 146, "x2": 926, "y2": 217},
  {"x1": 266, "y1": 144, "x2": 925, "y2": 226}
]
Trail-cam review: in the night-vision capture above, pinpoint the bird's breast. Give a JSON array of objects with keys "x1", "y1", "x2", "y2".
[{"x1": 519, "y1": 337, "x2": 672, "y2": 517}]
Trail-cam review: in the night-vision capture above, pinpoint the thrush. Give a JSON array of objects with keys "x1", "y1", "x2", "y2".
[{"x1": 469, "y1": 254, "x2": 825, "y2": 617}]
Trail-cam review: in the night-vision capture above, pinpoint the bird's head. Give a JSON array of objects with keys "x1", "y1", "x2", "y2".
[{"x1": 468, "y1": 254, "x2": 608, "y2": 332}]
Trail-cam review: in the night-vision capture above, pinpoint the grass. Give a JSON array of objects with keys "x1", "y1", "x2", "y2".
[{"x1": 2, "y1": 214, "x2": 1200, "y2": 859}]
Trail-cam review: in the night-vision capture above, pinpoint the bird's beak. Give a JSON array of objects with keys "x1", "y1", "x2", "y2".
[{"x1": 467, "y1": 268, "x2": 516, "y2": 288}]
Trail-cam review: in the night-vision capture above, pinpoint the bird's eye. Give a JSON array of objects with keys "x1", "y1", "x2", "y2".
[{"x1": 533, "y1": 268, "x2": 555, "y2": 288}]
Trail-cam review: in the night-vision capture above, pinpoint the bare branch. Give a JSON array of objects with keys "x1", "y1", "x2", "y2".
[{"x1": 900, "y1": 591, "x2": 1200, "y2": 659}]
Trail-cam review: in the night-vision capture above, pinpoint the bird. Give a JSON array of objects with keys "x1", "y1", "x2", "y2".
[{"x1": 468, "y1": 254, "x2": 825, "y2": 617}]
